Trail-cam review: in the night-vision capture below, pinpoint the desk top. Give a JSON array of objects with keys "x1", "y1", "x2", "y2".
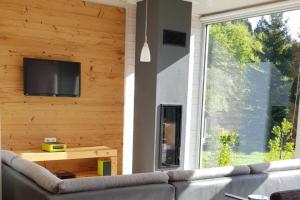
[{"x1": 16, "y1": 146, "x2": 117, "y2": 162}]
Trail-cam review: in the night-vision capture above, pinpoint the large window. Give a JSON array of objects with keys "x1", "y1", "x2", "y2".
[{"x1": 201, "y1": 10, "x2": 300, "y2": 168}]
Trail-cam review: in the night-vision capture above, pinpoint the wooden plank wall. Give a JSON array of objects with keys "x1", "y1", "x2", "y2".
[{"x1": 0, "y1": 0, "x2": 125, "y2": 174}]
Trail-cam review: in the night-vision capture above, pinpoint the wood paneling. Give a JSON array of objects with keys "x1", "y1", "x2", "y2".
[{"x1": 0, "y1": 0, "x2": 125, "y2": 174}]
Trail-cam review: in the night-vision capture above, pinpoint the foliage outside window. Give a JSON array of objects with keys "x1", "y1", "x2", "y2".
[{"x1": 202, "y1": 10, "x2": 300, "y2": 168}]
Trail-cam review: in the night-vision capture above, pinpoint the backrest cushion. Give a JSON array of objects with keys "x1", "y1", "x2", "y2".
[
  {"x1": 58, "y1": 172, "x2": 169, "y2": 194},
  {"x1": 1, "y1": 150, "x2": 62, "y2": 193},
  {"x1": 168, "y1": 165, "x2": 251, "y2": 182},
  {"x1": 249, "y1": 159, "x2": 300, "y2": 174}
]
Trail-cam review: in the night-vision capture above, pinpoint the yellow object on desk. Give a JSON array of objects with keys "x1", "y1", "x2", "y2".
[
  {"x1": 97, "y1": 160, "x2": 111, "y2": 176},
  {"x1": 42, "y1": 142, "x2": 67, "y2": 152}
]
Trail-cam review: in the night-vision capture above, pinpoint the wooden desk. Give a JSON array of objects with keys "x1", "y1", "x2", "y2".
[{"x1": 16, "y1": 146, "x2": 118, "y2": 176}]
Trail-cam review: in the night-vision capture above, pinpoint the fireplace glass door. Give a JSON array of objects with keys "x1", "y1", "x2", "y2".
[{"x1": 158, "y1": 105, "x2": 182, "y2": 169}]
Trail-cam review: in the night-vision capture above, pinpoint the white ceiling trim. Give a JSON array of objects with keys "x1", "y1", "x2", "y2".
[
  {"x1": 83, "y1": 0, "x2": 289, "y2": 17},
  {"x1": 200, "y1": 0, "x2": 300, "y2": 24}
]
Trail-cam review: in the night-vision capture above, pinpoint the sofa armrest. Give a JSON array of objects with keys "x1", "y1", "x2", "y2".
[{"x1": 2, "y1": 163, "x2": 53, "y2": 200}]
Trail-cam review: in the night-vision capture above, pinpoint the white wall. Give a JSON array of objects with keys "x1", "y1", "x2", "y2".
[
  {"x1": 123, "y1": 4, "x2": 136, "y2": 174},
  {"x1": 184, "y1": 16, "x2": 202, "y2": 169}
]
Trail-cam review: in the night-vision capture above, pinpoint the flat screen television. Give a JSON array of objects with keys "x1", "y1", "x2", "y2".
[{"x1": 24, "y1": 58, "x2": 81, "y2": 97}]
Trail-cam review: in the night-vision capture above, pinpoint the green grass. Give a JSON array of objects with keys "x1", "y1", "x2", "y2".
[
  {"x1": 232, "y1": 152, "x2": 266, "y2": 165},
  {"x1": 202, "y1": 151, "x2": 266, "y2": 168}
]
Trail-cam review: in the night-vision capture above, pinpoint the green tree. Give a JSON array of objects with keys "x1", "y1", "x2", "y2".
[
  {"x1": 206, "y1": 22, "x2": 263, "y2": 114},
  {"x1": 255, "y1": 13, "x2": 295, "y2": 147},
  {"x1": 254, "y1": 14, "x2": 293, "y2": 76},
  {"x1": 208, "y1": 22, "x2": 262, "y2": 68},
  {"x1": 265, "y1": 118, "x2": 295, "y2": 161},
  {"x1": 217, "y1": 129, "x2": 239, "y2": 166}
]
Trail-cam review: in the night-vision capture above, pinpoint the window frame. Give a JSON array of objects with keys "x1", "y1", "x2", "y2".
[{"x1": 197, "y1": 1, "x2": 300, "y2": 168}]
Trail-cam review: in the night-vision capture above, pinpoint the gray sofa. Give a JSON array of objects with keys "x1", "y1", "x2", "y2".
[
  {"x1": 1, "y1": 150, "x2": 174, "y2": 200},
  {"x1": 2, "y1": 149, "x2": 300, "y2": 200},
  {"x1": 168, "y1": 160, "x2": 300, "y2": 200}
]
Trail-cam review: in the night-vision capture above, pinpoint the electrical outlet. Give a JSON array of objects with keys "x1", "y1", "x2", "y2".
[{"x1": 44, "y1": 138, "x2": 57, "y2": 143}]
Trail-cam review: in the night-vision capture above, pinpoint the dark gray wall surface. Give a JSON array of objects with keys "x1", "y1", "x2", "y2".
[
  {"x1": 133, "y1": 0, "x2": 192, "y2": 173},
  {"x1": 133, "y1": 0, "x2": 159, "y2": 173},
  {"x1": 155, "y1": 0, "x2": 192, "y2": 170},
  {"x1": 156, "y1": 0, "x2": 192, "y2": 73}
]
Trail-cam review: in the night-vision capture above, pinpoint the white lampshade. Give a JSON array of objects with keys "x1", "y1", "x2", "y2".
[{"x1": 140, "y1": 41, "x2": 151, "y2": 62}]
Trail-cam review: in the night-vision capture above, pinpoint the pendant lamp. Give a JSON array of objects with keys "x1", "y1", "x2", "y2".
[{"x1": 140, "y1": 0, "x2": 151, "y2": 62}]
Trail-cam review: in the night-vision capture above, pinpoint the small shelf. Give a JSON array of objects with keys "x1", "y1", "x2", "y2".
[
  {"x1": 16, "y1": 146, "x2": 117, "y2": 162},
  {"x1": 16, "y1": 146, "x2": 118, "y2": 176}
]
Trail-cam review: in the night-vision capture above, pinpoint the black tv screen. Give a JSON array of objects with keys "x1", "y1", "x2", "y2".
[{"x1": 24, "y1": 58, "x2": 80, "y2": 97}]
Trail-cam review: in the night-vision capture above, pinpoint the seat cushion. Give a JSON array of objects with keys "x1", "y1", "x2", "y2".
[
  {"x1": 58, "y1": 172, "x2": 169, "y2": 194},
  {"x1": 168, "y1": 165, "x2": 251, "y2": 182},
  {"x1": 249, "y1": 159, "x2": 300, "y2": 174}
]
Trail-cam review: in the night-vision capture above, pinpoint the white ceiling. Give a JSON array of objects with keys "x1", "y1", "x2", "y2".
[
  {"x1": 87, "y1": 0, "x2": 280, "y2": 16},
  {"x1": 187, "y1": 0, "x2": 279, "y2": 16}
]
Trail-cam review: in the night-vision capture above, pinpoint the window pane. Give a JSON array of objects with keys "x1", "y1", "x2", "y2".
[{"x1": 202, "y1": 10, "x2": 300, "y2": 168}]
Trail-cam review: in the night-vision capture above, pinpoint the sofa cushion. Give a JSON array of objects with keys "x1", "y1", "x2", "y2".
[
  {"x1": 10, "y1": 155, "x2": 62, "y2": 193},
  {"x1": 58, "y1": 172, "x2": 169, "y2": 194},
  {"x1": 1, "y1": 150, "x2": 19, "y2": 166},
  {"x1": 167, "y1": 165, "x2": 251, "y2": 182},
  {"x1": 249, "y1": 159, "x2": 300, "y2": 174}
]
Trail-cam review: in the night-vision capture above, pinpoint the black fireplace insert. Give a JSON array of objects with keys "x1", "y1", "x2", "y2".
[{"x1": 158, "y1": 104, "x2": 182, "y2": 169}]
